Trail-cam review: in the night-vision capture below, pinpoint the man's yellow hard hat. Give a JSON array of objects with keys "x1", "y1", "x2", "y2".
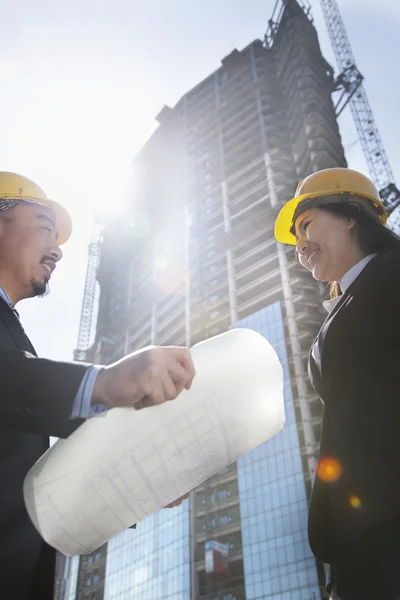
[
  {"x1": 274, "y1": 168, "x2": 387, "y2": 245},
  {"x1": 0, "y1": 171, "x2": 72, "y2": 245}
]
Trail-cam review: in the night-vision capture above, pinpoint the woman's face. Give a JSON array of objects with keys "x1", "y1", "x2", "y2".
[{"x1": 294, "y1": 207, "x2": 362, "y2": 282}]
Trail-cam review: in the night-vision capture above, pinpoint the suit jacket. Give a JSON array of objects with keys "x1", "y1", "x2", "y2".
[
  {"x1": 0, "y1": 297, "x2": 89, "y2": 599},
  {"x1": 308, "y1": 249, "x2": 400, "y2": 564}
]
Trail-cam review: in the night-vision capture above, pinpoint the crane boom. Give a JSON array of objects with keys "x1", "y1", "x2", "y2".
[{"x1": 319, "y1": 0, "x2": 400, "y2": 215}]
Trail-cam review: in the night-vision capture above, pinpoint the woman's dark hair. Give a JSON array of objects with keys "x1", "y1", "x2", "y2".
[{"x1": 319, "y1": 202, "x2": 400, "y2": 298}]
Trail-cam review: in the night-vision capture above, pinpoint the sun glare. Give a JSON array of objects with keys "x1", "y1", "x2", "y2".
[{"x1": 5, "y1": 82, "x2": 155, "y2": 236}]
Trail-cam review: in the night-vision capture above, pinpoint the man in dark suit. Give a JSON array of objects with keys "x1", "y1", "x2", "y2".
[{"x1": 0, "y1": 172, "x2": 195, "y2": 599}]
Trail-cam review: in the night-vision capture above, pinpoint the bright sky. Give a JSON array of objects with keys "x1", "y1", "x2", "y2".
[{"x1": 2, "y1": 0, "x2": 399, "y2": 362}]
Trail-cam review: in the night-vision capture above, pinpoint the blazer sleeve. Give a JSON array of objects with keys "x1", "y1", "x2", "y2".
[{"x1": 0, "y1": 350, "x2": 91, "y2": 437}]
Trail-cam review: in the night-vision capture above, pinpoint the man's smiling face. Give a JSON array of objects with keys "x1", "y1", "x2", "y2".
[{"x1": 0, "y1": 204, "x2": 63, "y2": 302}]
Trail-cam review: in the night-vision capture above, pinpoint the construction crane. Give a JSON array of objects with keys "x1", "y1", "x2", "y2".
[
  {"x1": 319, "y1": 0, "x2": 400, "y2": 217},
  {"x1": 74, "y1": 228, "x2": 102, "y2": 362}
]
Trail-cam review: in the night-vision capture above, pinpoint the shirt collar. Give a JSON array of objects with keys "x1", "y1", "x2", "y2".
[
  {"x1": 340, "y1": 253, "x2": 378, "y2": 294},
  {"x1": 322, "y1": 253, "x2": 378, "y2": 313},
  {"x1": 0, "y1": 286, "x2": 13, "y2": 308}
]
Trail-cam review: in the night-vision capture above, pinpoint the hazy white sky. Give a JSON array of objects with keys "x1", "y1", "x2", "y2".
[{"x1": 2, "y1": 0, "x2": 399, "y2": 362}]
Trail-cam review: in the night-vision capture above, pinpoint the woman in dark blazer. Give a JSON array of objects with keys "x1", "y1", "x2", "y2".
[{"x1": 274, "y1": 167, "x2": 400, "y2": 600}]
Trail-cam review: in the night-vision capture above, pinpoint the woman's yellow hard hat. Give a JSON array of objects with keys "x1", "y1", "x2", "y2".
[
  {"x1": 0, "y1": 171, "x2": 72, "y2": 244},
  {"x1": 274, "y1": 168, "x2": 387, "y2": 245}
]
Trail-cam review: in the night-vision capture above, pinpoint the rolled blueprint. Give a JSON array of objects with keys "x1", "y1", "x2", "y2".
[{"x1": 24, "y1": 328, "x2": 285, "y2": 556}]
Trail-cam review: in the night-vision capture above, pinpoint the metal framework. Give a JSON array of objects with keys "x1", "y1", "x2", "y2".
[
  {"x1": 320, "y1": 0, "x2": 400, "y2": 215},
  {"x1": 74, "y1": 230, "x2": 102, "y2": 362},
  {"x1": 331, "y1": 64, "x2": 363, "y2": 118}
]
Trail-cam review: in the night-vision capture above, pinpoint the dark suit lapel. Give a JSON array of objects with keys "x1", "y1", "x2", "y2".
[
  {"x1": 308, "y1": 289, "x2": 347, "y2": 396},
  {"x1": 316, "y1": 254, "x2": 382, "y2": 379},
  {"x1": 316, "y1": 293, "x2": 349, "y2": 364},
  {"x1": 308, "y1": 342, "x2": 323, "y2": 399},
  {"x1": 0, "y1": 297, "x2": 37, "y2": 354}
]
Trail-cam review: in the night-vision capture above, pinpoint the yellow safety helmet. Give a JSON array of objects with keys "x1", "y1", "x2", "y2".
[
  {"x1": 274, "y1": 168, "x2": 387, "y2": 245},
  {"x1": 0, "y1": 171, "x2": 72, "y2": 245}
]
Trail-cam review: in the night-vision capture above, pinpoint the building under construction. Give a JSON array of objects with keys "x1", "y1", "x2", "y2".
[{"x1": 57, "y1": 1, "x2": 385, "y2": 599}]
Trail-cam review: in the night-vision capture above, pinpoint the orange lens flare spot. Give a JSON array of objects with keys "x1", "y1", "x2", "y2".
[
  {"x1": 349, "y1": 496, "x2": 362, "y2": 509},
  {"x1": 316, "y1": 457, "x2": 342, "y2": 483}
]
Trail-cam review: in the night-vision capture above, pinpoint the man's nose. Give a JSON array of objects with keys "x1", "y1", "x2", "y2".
[{"x1": 47, "y1": 244, "x2": 63, "y2": 263}]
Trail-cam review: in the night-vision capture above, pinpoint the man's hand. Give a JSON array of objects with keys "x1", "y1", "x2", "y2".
[{"x1": 91, "y1": 346, "x2": 195, "y2": 410}]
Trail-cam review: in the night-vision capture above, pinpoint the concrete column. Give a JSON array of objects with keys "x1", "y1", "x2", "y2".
[
  {"x1": 221, "y1": 181, "x2": 238, "y2": 325},
  {"x1": 151, "y1": 241, "x2": 158, "y2": 345},
  {"x1": 184, "y1": 205, "x2": 192, "y2": 347}
]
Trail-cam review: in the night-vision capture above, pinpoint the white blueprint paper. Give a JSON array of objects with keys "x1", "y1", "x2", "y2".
[{"x1": 23, "y1": 328, "x2": 285, "y2": 556}]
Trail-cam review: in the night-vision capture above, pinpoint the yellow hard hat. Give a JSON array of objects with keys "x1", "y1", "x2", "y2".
[
  {"x1": 0, "y1": 171, "x2": 72, "y2": 245},
  {"x1": 274, "y1": 167, "x2": 387, "y2": 245}
]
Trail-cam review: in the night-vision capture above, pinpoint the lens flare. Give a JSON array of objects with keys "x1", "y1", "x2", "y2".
[
  {"x1": 349, "y1": 496, "x2": 362, "y2": 509},
  {"x1": 316, "y1": 457, "x2": 342, "y2": 483}
]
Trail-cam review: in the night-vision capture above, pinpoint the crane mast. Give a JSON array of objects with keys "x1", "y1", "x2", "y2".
[{"x1": 74, "y1": 229, "x2": 101, "y2": 362}]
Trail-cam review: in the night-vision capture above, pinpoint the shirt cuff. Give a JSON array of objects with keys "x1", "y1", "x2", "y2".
[{"x1": 71, "y1": 365, "x2": 108, "y2": 420}]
